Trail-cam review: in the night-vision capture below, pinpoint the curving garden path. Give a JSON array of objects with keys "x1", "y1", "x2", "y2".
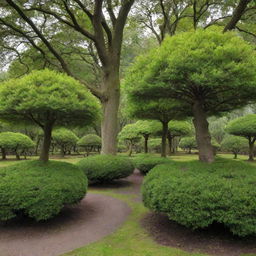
[{"x1": 0, "y1": 193, "x2": 130, "y2": 256}]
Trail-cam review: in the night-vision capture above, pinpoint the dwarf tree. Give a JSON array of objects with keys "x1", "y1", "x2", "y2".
[
  {"x1": 125, "y1": 29, "x2": 256, "y2": 162},
  {"x1": 226, "y1": 114, "x2": 256, "y2": 161},
  {"x1": 179, "y1": 137, "x2": 197, "y2": 154},
  {"x1": 52, "y1": 128, "x2": 79, "y2": 157},
  {"x1": 0, "y1": 69, "x2": 100, "y2": 162},
  {"x1": 77, "y1": 134, "x2": 102, "y2": 156},
  {"x1": 221, "y1": 135, "x2": 248, "y2": 159},
  {"x1": 118, "y1": 124, "x2": 142, "y2": 156},
  {"x1": 0, "y1": 132, "x2": 35, "y2": 160}
]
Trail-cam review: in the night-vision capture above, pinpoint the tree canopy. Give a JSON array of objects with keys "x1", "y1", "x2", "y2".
[
  {"x1": 125, "y1": 28, "x2": 256, "y2": 162},
  {"x1": 0, "y1": 69, "x2": 100, "y2": 161},
  {"x1": 226, "y1": 114, "x2": 256, "y2": 161}
]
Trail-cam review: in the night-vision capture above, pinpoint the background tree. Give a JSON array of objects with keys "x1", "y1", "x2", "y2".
[
  {"x1": 148, "y1": 138, "x2": 162, "y2": 153},
  {"x1": 118, "y1": 124, "x2": 142, "y2": 156},
  {"x1": 221, "y1": 135, "x2": 248, "y2": 159},
  {"x1": 133, "y1": 120, "x2": 161, "y2": 153},
  {"x1": 226, "y1": 114, "x2": 256, "y2": 161},
  {"x1": 125, "y1": 29, "x2": 256, "y2": 162},
  {"x1": 0, "y1": 0, "x2": 135, "y2": 155},
  {"x1": 179, "y1": 137, "x2": 197, "y2": 154},
  {"x1": 0, "y1": 69, "x2": 100, "y2": 162},
  {"x1": 52, "y1": 128, "x2": 79, "y2": 157},
  {"x1": 0, "y1": 132, "x2": 34, "y2": 160},
  {"x1": 77, "y1": 134, "x2": 102, "y2": 156}
]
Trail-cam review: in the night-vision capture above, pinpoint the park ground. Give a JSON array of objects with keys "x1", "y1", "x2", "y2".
[{"x1": 0, "y1": 153, "x2": 256, "y2": 256}]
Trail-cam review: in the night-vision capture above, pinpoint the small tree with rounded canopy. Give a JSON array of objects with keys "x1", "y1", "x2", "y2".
[
  {"x1": 0, "y1": 69, "x2": 100, "y2": 162},
  {"x1": 130, "y1": 120, "x2": 161, "y2": 154},
  {"x1": 77, "y1": 134, "x2": 101, "y2": 156},
  {"x1": 52, "y1": 128, "x2": 79, "y2": 157},
  {"x1": 148, "y1": 138, "x2": 162, "y2": 153},
  {"x1": 125, "y1": 29, "x2": 256, "y2": 162},
  {"x1": 221, "y1": 135, "x2": 248, "y2": 159},
  {"x1": 118, "y1": 124, "x2": 142, "y2": 156},
  {"x1": 226, "y1": 114, "x2": 256, "y2": 161},
  {"x1": 0, "y1": 132, "x2": 35, "y2": 160},
  {"x1": 179, "y1": 137, "x2": 197, "y2": 154}
]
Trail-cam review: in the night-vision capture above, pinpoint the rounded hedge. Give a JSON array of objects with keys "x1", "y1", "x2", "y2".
[
  {"x1": 142, "y1": 159, "x2": 256, "y2": 237},
  {"x1": 133, "y1": 155, "x2": 171, "y2": 175},
  {"x1": 0, "y1": 161, "x2": 87, "y2": 221},
  {"x1": 77, "y1": 155, "x2": 134, "y2": 184},
  {"x1": 77, "y1": 134, "x2": 101, "y2": 147}
]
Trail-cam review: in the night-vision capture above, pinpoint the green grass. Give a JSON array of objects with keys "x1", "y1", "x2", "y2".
[{"x1": 62, "y1": 191, "x2": 205, "y2": 256}]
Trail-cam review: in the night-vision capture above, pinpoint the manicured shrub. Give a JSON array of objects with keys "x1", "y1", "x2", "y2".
[
  {"x1": 0, "y1": 132, "x2": 35, "y2": 160},
  {"x1": 179, "y1": 137, "x2": 197, "y2": 153},
  {"x1": 133, "y1": 155, "x2": 170, "y2": 175},
  {"x1": 52, "y1": 128, "x2": 79, "y2": 156},
  {"x1": 0, "y1": 161, "x2": 87, "y2": 221},
  {"x1": 77, "y1": 155, "x2": 134, "y2": 184},
  {"x1": 77, "y1": 134, "x2": 101, "y2": 156},
  {"x1": 142, "y1": 159, "x2": 256, "y2": 237}
]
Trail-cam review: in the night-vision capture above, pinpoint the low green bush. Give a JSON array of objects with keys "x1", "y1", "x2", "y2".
[
  {"x1": 77, "y1": 155, "x2": 134, "y2": 184},
  {"x1": 133, "y1": 155, "x2": 170, "y2": 175},
  {"x1": 142, "y1": 159, "x2": 256, "y2": 237},
  {"x1": 0, "y1": 161, "x2": 87, "y2": 221}
]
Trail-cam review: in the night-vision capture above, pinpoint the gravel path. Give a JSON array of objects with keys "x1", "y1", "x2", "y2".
[{"x1": 0, "y1": 193, "x2": 131, "y2": 256}]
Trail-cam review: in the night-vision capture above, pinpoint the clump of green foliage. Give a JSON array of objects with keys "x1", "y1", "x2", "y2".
[
  {"x1": 226, "y1": 114, "x2": 256, "y2": 161},
  {"x1": 77, "y1": 134, "x2": 101, "y2": 156},
  {"x1": 133, "y1": 155, "x2": 170, "y2": 175},
  {"x1": 0, "y1": 161, "x2": 87, "y2": 221},
  {"x1": 52, "y1": 128, "x2": 79, "y2": 157},
  {"x1": 142, "y1": 159, "x2": 256, "y2": 237},
  {"x1": 221, "y1": 135, "x2": 248, "y2": 159},
  {"x1": 179, "y1": 137, "x2": 197, "y2": 153},
  {"x1": 0, "y1": 132, "x2": 35, "y2": 160},
  {"x1": 77, "y1": 155, "x2": 134, "y2": 184}
]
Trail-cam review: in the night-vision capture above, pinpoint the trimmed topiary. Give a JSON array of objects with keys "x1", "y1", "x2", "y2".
[
  {"x1": 77, "y1": 134, "x2": 101, "y2": 156},
  {"x1": 77, "y1": 155, "x2": 134, "y2": 184},
  {"x1": 133, "y1": 155, "x2": 170, "y2": 175},
  {"x1": 142, "y1": 159, "x2": 256, "y2": 237},
  {"x1": 0, "y1": 161, "x2": 87, "y2": 221}
]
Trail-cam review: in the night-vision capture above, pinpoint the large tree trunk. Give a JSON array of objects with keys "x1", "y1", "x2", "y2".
[
  {"x1": 161, "y1": 121, "x2": 169, "y2": 158},
  {"x1": 144, "y1": 134, "x2": 149, "y2": 153},
  {"x1": 101, "y1": 68, "x2": 120, "y2": 155},
  {"x1": 192, "y1": 101, "x2": 214, "y2": 163},
  {"x1": 40, "y1": 123, "x2": 53, "y2": 162},
  {"x1": 248, "y1": 138, "x2": 255, "y2": 161}
]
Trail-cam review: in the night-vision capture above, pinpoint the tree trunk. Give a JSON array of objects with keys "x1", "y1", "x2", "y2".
[
  {"x1": 60, "y1": 147, "x2": 65, "y2": 158},
  {"x1": 248, "y1": 138, "x2": 255, "y2": 161},
  {"x1": 192, "y1": 101, "x2": 214, "y2": 163},
  {"x1": 234, "y1": 152, "x2": 238, "y2": 159},
  {"x1": 101, "y1": 69, "x2": 120, "y2": 155},
  {"x1": 39, "y1": 123, "x2": 53, "y2": 162},
  {"x1": 189, "y1": 148, "x2": 192, "y2": 154},
  {"x1": 167, "y1": 132, "x2": 173, "y2": 156},
  {"x1": 2, "y1": 148, "x2": 6, "y2": 160},
  {"x1": 144, "y1": 134, "x2": 149, "y2": 154},
  {"x1": 161, "y1": 121, "x2": 169, "y2": 158},
  {"x1": 15, "y1": 151, "x2": 20, "y2": 160},
  {"x1": 128, "y1": 142, "x2": 133, "y2": 157}
]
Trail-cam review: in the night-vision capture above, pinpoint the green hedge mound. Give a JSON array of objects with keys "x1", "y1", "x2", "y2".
[
  {"x1": 133, "y1": 155, "x2": 171, "y2": 175},
  {"x1": 0, "y1": 161, "x2": 87, "y2": 221},
  {"x1": 142, "y1": 159, "x2": 256, "y2": 237},
  {"x1": 77, "y1": 155, "x2": 134, "y2": 184}
]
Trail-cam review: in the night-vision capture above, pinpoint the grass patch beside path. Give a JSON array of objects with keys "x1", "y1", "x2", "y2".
[{"x1": 63, "y1": 191, "x2": 206, "y2": 256}]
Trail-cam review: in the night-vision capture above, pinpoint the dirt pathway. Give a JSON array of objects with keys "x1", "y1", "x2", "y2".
[{"x1": 0, "y1": 193, "x2": 130, "y2": 256}]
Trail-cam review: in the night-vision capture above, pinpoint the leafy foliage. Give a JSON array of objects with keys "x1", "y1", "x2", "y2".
[
  {"x1": 0, "y1": 132, "x2": 35, "y2": 158},
  {"x1": 179, "y1": 137, "x2": 197, "y2": 153},
  {"x1": 77, "y1": 155, "x2": 134, "y2": 184},
  {"x1": 0, "y1": 161, "x2": 87, "y2": 221},
  {"x1": 52, "y1": 128, "x2": 79, "y2": 155},
  {"x1": 142, "y1": 159, "x2": 256, "y2": 237},
  {"x1": 221, "y1": 135, "x2": 248, "y2": 158},
  {"x1": 133, "y1": 155, "x2": 171, "y2": 175},
  {"x1": 77, "y1": 134, "x2": 101, "y2": 155}
]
